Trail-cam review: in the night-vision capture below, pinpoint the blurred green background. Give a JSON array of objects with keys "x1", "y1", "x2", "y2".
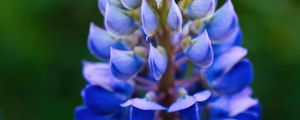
[{"x1": 0, "y1": 0, "x2": 300, "y2": 120}]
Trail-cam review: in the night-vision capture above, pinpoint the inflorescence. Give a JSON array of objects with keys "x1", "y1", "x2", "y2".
[{"x1": 75, "y1": 0, "x2": 262, "y2": 120}]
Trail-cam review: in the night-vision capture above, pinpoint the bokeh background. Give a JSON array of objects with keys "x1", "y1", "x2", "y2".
[{"x1": 0, "y1": 0, "x2": 300, "y2": 120}]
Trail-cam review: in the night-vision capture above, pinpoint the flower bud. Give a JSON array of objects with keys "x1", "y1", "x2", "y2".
[{"x1": 105, "y1": 3, "x2": 139, "y2": 37}]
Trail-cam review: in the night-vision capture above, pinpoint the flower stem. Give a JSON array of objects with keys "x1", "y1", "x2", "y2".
[{"x1": 157, "y1": 0, "x2": 178, "y2": 119}]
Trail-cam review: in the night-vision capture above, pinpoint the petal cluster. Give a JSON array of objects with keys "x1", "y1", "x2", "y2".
[{"x1": 75, "y1": 0, "x2": 261, "y2": 120}]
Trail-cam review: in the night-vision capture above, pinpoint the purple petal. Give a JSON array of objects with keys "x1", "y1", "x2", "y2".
[
  {"x1": 194, "y1": 90, "x2": 211, "y2": 102},
  {"x1": 203, "y1": 46, "x2": 247, "y2": 82},
  {"x1": 206, "y1": 0, "x2": 239, "y2": 42},
  {"x1": 83, "y1": 61, "x2": 118, "y2": 91},
  {"x1": 105, "y1": 3, "x2": 138, "y2": 37},
  {"x1": 87, "y1": 23, "x2": 128, "y2": 60},
  {"x1": 183, "y1": 30, "x2": 214, "y2": 68},
  {"x1": 121, "y1": 0, "x2": 142, "y2": 9},
  {"x1": 148, "y1": 44, "x2": 168, "y2": 81},
  {"x1": 185, "y1": 0, "x2": 216, "y2": 19},
  {"x1": 212, "y1": 59, "x2": 254, "y2": 94},
  {"x1": 121, "y1": 98, "x2": 166, "y2": 110},
  {"x1": 141, "y1": 0, "x2": 159, "y2": 37},
  {"x1": 167, "y1": 0, "x2": 183, "y2": 31},
  {"x1": 110, "y1": 48, "x2": 144, "y2": 80},
  {"x1": 168, "y1": 96, "x2": 196, "y2": 112}
]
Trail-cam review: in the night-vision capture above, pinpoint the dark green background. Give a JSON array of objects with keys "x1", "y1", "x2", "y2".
[{"x1": 0, "y1": 0, "x2": 299, "y2": 120}]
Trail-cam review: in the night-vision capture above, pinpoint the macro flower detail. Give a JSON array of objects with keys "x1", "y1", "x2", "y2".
[
  {"x1": 182, "y1": 30, "x2": 213, "y2": 68},
  {"x1": 183, "y1": 0, "x2": 216, "y2": 19},
  {"x1": 110, "y1": 47, "x2": 145, "y2": 80},
  {"x1": 88, "y1": 23, "x2": 129, "y2": 59},
  {"x1": 121, "y1": 0, "x2": 142, "y2": 9},
  {"x1": 167, "y1": 0, "x2": 183, "y2": 31},
  {"x1": 148, "y1": 44, "x2": 168, "y2": 81},
  {"x1": 105, "y1": 3, "x2": 139, "y2": 37},
  {"x1": 141, "y1": 0, "x2": 159, "y2": 37},
  {"x1": 75, "y1": 0, "x2": 262, "y2": 120}
]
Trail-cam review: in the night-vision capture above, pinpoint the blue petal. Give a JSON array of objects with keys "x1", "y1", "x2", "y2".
[
  {"x1": 194, "y1": 90, "x2": 211, "y2": 102},
  {"x1": 168, "y1": 90, "x2": 211, "y2": 120},
  {"x1": 75, "y1": 106, "x2": 115, "y2": 120},
  {"x1": 179, "y1": 104, "x2": 202, "y2": 120},
  {"x1": 82, "y1": 61, "x2": 133, "y2": 98},
  {"x1": 129, "y1": 107, "x2": 155, "y2": 120},
  {"x1": 110, "y1": 48, "x2": 144, "y2": 80},
  {"x1": 212, "y1": 26, "x2": 243, "y2": 57},
  {"x1": 121, "y1": 98, "x2": 166, "y2": 120},
  {"x1": 203, "y1": 47, "x2": 247, "y2": 82},
  {"x1": 82, "y1": 61, "x2": 121, "y2": 91},
  {"x1": 105, "y1": 3, "x2": 138, "y2": 37},
  {"x1": 168, "y1": 96, "x2": 196, "y2": 112},
  {"x1": 82, "y1": 85, "x2": 126, "y2": 115},
  {"x1": 88, "y1": 23, "x2": 128, "y2": 60},
  {"x1": 148, "y1": 44, "x2": 168, "y2": 81},
  {"x1": 209, "y1": 87, "x2": 259, "y2": 117},
  {"x1": 167, "y1": 0, "x2": 183, "y2": 31},
  {"x1": 206, "y1": 0, "x2": 239, "y2": 42},
  {"x1": 98, "y1": 0, "x2": 108, "y2": 15},
  {"x1": 183, "y1": 30, "x2": 214, "y2": 68},
  {"x1": 121, "y1": 98, "x2": 166, "y2": 110},
  {"x1": 185, "y1": 0, "x2": 216, "y2": 19},
  {"x1": 141, "y1": 0, "x2": 159, "y2": 37},
  {"x1": 121, "y1": 0, "x2": 142, "y2": 9},
  {"x1": 233, "y1": 103, "x2": 262, "y2": 120},
  {"x1": 212, "y1": 59, "x2": 254, "y2": 95}
]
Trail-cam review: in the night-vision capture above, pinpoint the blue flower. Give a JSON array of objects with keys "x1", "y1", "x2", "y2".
[
  {"x1": 203, "y1": 47, "x2": 253, "y2": 94},
  {"x1": 105, "y1": 2, "x2": 139, "y2": 37},
  {"x1": 184, "y1": 0, "x2": 216, "y2": 19},
  {"x1": 206, "y1": 0, "x2": 239, "y2": 43},
  {"x1": 141, "y1": 0, "x2": 159, "y2": 37},
  {"x1": 183, "y1": 30, "x2": 214, "y2": 68},
  {"x1": 110, "y1": 47, "x2": 145, "y2": 80},
  {"x1": 208, "y1": 87, "x2": 261, "y2": 119},
  {"x1": 121, "y1": 0, "x2": 142, "y2": 9},
  {"x1": 121, "y1": 97, "x2": 166, "y2": 120},
  {"x1": 87, "y1": 23, "x2": 129, "y2": 60},
  {"x1": 76, "y1": 0, "x2": 262, "y2": 119},
  {"x1": 167, "y1": 0, "x2": 183, "y2": 32},
  {"x1": 168, "y1": 89, "x2": 211, "y2": 120},
  {"x1": 148, "y1": 44, "x2": 167, "y2": 81}
]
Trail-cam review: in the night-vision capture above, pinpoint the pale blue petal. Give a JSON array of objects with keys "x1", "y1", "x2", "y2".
[
  {"x1": 209, "y1": 88, "x2": 259, "y2": 117},
  {"x1": 185, "y1": 0, "x2": 216, "y2": 19},
  {"x1": 212, "y1": 26, "x2": 243, "y2": 56},
  {"x1": 167, "y1": 0, "x2": 183, "y2": 31},
  {"x1": 88, "y1": 23, "x2": 129, "y2": 60},
  {"x1": 141, "y1": 0, "x2": 159, "y2": 37},
  {"x1": 206, "y1": 0, "x2": 238, "y2": 42},
  {"x1": 121, "y1": 0, "x2": 142, "y2": 9},
  {"x1": 82, "y1": 61, "x2": 131, "y2": 92},
  {"x1": 168, "y1": 96, "x2": 196, "y2": 112},
  {"x1": 212, "y1": 59, "x2": 254, "y2": 94},
  {"x1": 203, "y1": 47, "x2": 247, "y2": 82},
  {"x1": 194, "y1": 90, "x2": 211, "y2": 102},
  {"x1": 98, "y1": 0, "x2": 108, "y2": 15},
  {"x1": 105, "y1": 3, "x2": 138, "y2": 37},
  {"x1": 121, "y1": 98, "x2": 166, "y2": 110},
  {"x1": 184, "y1": 30, "x2": 214, "y2": 68},
  {"x1": 110, "y1": 48, "x2": 144, "y2": 80},
  {"x1": 148, "y1": 44, "x2": 168, "y2": 81}
]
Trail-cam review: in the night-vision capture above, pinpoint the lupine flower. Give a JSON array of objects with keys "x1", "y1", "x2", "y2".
[{"x1": 75, "y1": 0, "x2": 261, "y2": 120}]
